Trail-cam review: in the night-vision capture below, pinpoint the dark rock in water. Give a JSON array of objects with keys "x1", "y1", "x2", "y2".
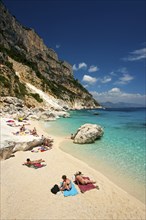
[{"x1": 93, "y1": 112, "x2": 99, "y2": 115}]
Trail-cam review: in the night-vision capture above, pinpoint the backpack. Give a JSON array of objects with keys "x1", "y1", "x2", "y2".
[{"x1": 51, "y1": 184, "x2": 60, "y2": 194}]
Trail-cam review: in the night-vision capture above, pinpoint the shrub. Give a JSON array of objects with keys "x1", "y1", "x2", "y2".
[
  {"x1": 0, "y1": 75, "x2": 10, "y2": 87},
  {"x1": 29, "y1": 93, "x2": 43, "y2": 103}
]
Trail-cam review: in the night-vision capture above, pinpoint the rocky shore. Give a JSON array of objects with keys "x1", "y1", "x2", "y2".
[{"x1": 0, "y1": 95, "x2": 70, "y2": 160}]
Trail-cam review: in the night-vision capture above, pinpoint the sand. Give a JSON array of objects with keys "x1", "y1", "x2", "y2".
[{"x1": 0, "y1": 119, "x2": 146, "y2": 220}]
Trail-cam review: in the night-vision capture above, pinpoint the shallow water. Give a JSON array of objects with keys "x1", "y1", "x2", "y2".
[{"x1": 42, "y1": 108, "x2": 146, "y2": 203}]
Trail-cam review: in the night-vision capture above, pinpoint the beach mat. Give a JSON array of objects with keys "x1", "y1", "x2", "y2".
[
  {"x1": 63, "y1": 182, "x2": 78, "y2": 197},
  {"x1": 75, "y1": 177, "x2": 96, "y2": 193}
]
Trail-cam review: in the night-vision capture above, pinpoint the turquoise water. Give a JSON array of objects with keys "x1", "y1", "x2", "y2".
[{"x1": 42, "y1": 108, "x2": 146, "y2": 203}]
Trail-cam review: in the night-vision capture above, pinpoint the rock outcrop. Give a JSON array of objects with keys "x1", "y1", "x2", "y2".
[
  {"x1": 0, "y1": 96, "x2": 70, "y2": 120},
  {"x1": 73, "y1": 124, "x2": 104, "y2": 144},
  {"x1": 0, "y1": 146, "x2": 14, "y2": 160},
  {"x1": 12, "y1": 138, "x2": 43, "y2": 153},
  {"x1": 0, "y1": 138, "x2": 44, "y2": 160}
]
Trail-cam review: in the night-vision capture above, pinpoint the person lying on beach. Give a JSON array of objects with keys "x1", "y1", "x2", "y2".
[
  {"x1": 60, "y1": 175, "x2": 72, "y2": 191},
  {"x1": 12, "y1": 131, "x2": 20, "y2": 135},
  {"x1": 7, "y1": 122, "x2": 21, "y2": 127},
  {"x1": 74, "y1": 171, "x2": 96, "y2": 185},
  {"x1": 12, "y1": 129, "x2": 30, "y2": 135},
  {"x1": 22, "y1": 158, "x2": 45, "y2": 165}
]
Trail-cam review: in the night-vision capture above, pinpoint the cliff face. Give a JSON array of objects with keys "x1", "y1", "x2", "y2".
[{"x1": 0, "y1": 2, "x2": 100, "y2": 109}]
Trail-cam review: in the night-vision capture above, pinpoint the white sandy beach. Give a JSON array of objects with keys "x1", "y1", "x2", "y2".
[{"x1": 0, "y1": 119, "x2": 146, "y2": 220}]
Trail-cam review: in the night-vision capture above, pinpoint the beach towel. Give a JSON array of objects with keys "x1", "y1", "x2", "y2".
[
  {"x1": 38, "y1": 147, "x2": 48, "y2": 152},
  {"x1": 75, "y1": 177, "x2": 97, "y2": 193},
  {"x1": 6, "y1": 120, "x2": 14, "y2": 123},
  {"x1": 63, "y1": 182, "x2": 78, "y2": 197},
  {"x1": 23, "y1": 163, "x2": 46, "y2": 169}
]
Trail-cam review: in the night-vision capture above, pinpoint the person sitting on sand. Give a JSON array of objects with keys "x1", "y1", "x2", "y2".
[
  {"x1": 12, "y1": 131, "x2": 20, "y2": 135},
  {"x1": 43, "y1": 138, "x2": 53, "y2": 149},
  {"x1": 23, "y1": 158, "x2": 45, "y2": 165},
  {"x1": 31, "y1": 127, "x2": 38, "y2": 136},
  {"x1": 60, "y1": 175, "x2": 72, "y2": 191},
  {"x1": 74, "y1": 171, "x2": 96, "y2": 185},
  {"x1": 71, "y1": 133, "x2": 74, "y2": 140},
  {"x1": 20, "y1": 124, "x2": 26, "y2": 132}
]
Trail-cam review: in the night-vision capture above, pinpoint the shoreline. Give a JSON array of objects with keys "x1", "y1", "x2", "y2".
[
  {"x1": 39, "y1": 119, "x2": 146, "y2": 205},
  {"x1": 59, "y1": 139, "x2": 146, "y2": 204},
  {"x1": 1, "y1": 118, "x2": 145, "y2": 219},
  {"x1": 34, "y1": 119, "x2": 146, "y2": 208}
]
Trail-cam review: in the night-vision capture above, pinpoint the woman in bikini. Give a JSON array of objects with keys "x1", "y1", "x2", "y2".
[
  {"x1": 75, "y1": 171, "x2": 96, "y2": 185},
  {"x1": 23, "y1": 158, "x2": 45, "y2": 165},
  {"x1": 60, "y1": 175, "x2": 72, "y2": 191}
]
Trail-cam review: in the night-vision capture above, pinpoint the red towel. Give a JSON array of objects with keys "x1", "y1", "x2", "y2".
[
  {"x1": 33, "y1": 163, "x2": 43, "y2": 168},
  {"x1": 75, "y1": 177, "x2": 96, "y2": 193}
]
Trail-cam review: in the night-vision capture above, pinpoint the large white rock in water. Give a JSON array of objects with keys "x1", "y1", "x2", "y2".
[{"x1": 73, "y1": 123, "x2": 104, "y2": 144}]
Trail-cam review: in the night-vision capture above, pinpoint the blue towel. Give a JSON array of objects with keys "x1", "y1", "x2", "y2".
[{"x1": 63, "y1": 182, "x2": 78, "y2": 197}]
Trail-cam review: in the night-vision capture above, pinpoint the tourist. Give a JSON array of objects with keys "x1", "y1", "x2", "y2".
[
  {"x1": 71, "y1": 133, "x2": 74, "y2": 139},
  {"x1": 23, "y1": 158, "x2": 45, "y2": 165},
  {"x1": 60, "y1": 175, "x2": 72, "y2": 191},
  {"x1": 43, "y1": 138, "x2": 53, "y2": 149},
  {"x1": 20, "y1": 124, "x2": 26, "y2": 132},
  {"x1": 75, "y1": 171, "x2": 96, "y2": 185},
  {"x1": 31, "y1": 127, "x2": 38, "y2": 136}
]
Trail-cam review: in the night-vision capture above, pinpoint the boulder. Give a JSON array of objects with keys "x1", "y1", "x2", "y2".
[
  {"x1": 12, "y1": 138, "x2": 43, "y2": 153},
  {"x1": 73, "y1": 123, "x2": 104, "y2": 144},
  {"x1": 39, "y1": 111, "x2": 56, "y2": 120},
  {"x1": 0, "y1": 145, "x2": 14, "y2": 160}
]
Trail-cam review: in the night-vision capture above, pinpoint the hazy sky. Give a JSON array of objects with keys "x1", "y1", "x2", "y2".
[{"x1": 3, "y1": 0, "x2": 146, "y2": 104}]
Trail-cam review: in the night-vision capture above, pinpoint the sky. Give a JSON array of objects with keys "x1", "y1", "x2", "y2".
[{"x1": 3, "y1": 0, "x2": 146, "y2": 105}]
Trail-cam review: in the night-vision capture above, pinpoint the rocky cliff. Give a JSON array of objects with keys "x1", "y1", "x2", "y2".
[{"x1": 0, "y1": 1, "x2": 100, "y2": 109}]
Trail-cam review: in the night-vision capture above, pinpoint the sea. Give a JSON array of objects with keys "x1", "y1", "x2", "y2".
[{"x1": 41, "y1": 107, "x2": 146, "y2": 204}]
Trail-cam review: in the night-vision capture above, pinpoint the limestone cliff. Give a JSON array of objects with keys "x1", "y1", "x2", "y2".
[{"x1": 0, "y1": 2, "x2": 100, "y2": 109}]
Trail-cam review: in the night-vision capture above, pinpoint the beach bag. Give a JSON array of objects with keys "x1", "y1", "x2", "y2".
[{"x1": 51, "y1": 184, "x2": 60, "y2": 194}]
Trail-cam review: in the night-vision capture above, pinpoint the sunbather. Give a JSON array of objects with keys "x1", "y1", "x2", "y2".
[
  {"x1": 7, "y1": 122, "x2": 20, "y2": 127},
  {"x1": 43, "y1": 138, "x2": 53, "y2": 149},
  {"x1": 23, "y1": 158, "x2": 45, "y2": 165},
  {"x1": 20, "y1": 124, "x2": 26, "y2": 132},
  {"x1": 31, "y1": 127, "x2": 38, "y2": 136},
  {"x1": 60, "y1": 175, "x2": 72, "y2": 191},
  {"x1": 71, "y1": 133, "x2": 74, "y2": 140},
  {"x1": 75, "y1": 171, "x2": 96, "y2": 185},
  {"x1": 12, "y1": 131, "x2": 20, "y2": 135}
]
